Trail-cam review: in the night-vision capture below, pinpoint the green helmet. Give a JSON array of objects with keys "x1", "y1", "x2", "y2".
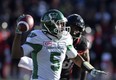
[{"x1": 41, "y1": 9, "x2": 68, "y2": 36}]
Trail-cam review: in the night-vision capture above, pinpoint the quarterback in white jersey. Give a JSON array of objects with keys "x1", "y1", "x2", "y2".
[
  {"x1": 12, "y1": 9, "x2": 107, "y2": 80},
  {"x1": 22, "y1": 30, "x2": 77, "y2": 80},
  {"x1": 12, "y1": 9, "x2": 79, "y2": 80}
]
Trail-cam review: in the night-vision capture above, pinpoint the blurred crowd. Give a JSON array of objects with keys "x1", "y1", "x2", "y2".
[{"x1": 0, "y1": 0, "x2": 116, "y2": 80}]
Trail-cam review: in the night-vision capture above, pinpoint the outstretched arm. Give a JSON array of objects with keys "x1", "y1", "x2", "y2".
[
  {"x1": 12, "y1": 14, "x2": 33, "y2": 59},
  {"x1": 80, "y1": 49, "x2": 90, "y2": 80},
  {"x1": 71, "y1": 53, "x2": 85, "y2": 67},
  {"x1": 71, "y1": 53, "x2": 107, "y2": 77},
  {"x1": 12, "y1": 33, "x2": 24, "y2": 59}
]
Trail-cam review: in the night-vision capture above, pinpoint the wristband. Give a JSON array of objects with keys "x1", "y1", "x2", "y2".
[{"x1": 81, "y1": 61, "x2": 94, "y2": 72}]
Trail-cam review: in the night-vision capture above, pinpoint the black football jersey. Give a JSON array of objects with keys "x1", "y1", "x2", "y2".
[
  {"x1": 61, "y1": 35, "x2": 89, "y2": 78},
  {"x1": 73, "y1": 36, "x2": 89, "y2": 52}
]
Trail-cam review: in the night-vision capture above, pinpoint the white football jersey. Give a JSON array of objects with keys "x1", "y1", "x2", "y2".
[{"x1": 21, "y1": 30, "x2": 77, "y2": 80}]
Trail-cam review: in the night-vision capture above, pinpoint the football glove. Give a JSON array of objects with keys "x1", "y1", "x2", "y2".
[
  {"x1": 15, "y1": 14, "x2": 25, "y2": 34},
  {"x1": 15, "y1": 27, "x2": 22, "y2": 34},
  {"x1": 90, "y1": 68, "x2": 107, "y2": 77}
]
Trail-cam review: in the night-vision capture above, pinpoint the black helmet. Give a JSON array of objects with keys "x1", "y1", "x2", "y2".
[{"x1": 67, "y1": 14, "x2": 85, "y2": 38}]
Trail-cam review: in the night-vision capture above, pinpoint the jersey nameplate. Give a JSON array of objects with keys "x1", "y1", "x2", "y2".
[{"x1": 43, "y1": 41, "x2": 66, "y2": 53}]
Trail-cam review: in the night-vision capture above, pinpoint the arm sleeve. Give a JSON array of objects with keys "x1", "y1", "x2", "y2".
[
  {"x1": 21, "y1": 30, "x2": 38, "y2": 55},
  {"x1": 66, "y1": 45, "x2": 78, "y2": 58},
  {"x1": 21, "y1": 44, "x2": 34, "y2": 56},
  {"x1": 18, "y1": 56, "x2": 33, "y2": 70}
]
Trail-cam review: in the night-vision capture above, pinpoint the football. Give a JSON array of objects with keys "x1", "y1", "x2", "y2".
[{"x1": 17, "y1": 14, "x2": 34, "y2": 32}]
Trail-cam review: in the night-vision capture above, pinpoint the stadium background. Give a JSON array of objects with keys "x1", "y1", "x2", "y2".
[{"x1": 0, "y1": 0, "x2": 116, "y2": 80}]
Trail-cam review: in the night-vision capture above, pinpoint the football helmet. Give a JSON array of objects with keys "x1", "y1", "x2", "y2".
[
  {"x1": 41, "y1": 9, "x2": 69, "y2": 37},
  {"x1": 67, "y1": 14, "x2": 85, "y2": 38}
]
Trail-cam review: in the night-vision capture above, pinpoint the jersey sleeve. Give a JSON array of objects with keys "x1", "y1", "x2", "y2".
[
  {"x1": 64, "y1": 32, "x2": 78, "y2": 58},
  {"x1": 21, "y1": 44, "x2": 34, "y2": 56},
  {"x1": 21, "y1": 30, "x2": 42, "y2": 56},
  {"x1": 18, "y1": 56, "x2": 33, "y2": 70},
  {"x1": 66, "y1": 45, "x2": 78, "y2": 58},
  {"x1": 74, "y1": 36, "x2": 90, "y2": 51},
  {"x1": 21, "y1": 31, "x2": 36, "y2": 56}
]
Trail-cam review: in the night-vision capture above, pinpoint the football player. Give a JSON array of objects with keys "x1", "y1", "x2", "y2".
[
  {"x1": 69, "y1": 14, "x2": 90, "y2": 80},
  {"x1": 12, "y1": 9, "x2": 107, "y2": 80},
  {"x1": 70, "y1": 14, "x2": 89, "y2": 80},
  {"x1": 61, "y1": 14, "x2": 105, "y2": 80}
]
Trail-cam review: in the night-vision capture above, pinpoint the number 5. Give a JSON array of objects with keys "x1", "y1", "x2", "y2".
[{"x1": 50, "y1": 52, "x2": 61, "y2": 71}]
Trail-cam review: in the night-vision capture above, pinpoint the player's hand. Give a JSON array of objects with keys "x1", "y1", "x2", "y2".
[
  {"x1": 16, "y1": 15, "x2": 25, "y2": 34},
  {"x1": 16, "y1": 14, "x2": 34, "y2": 34},
  {"x1": 90, "y1": 68, "x2": 107, "y2": 77},
  {"x1": 15, "y1": 27, "x2": 22, "y2": 34}
]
